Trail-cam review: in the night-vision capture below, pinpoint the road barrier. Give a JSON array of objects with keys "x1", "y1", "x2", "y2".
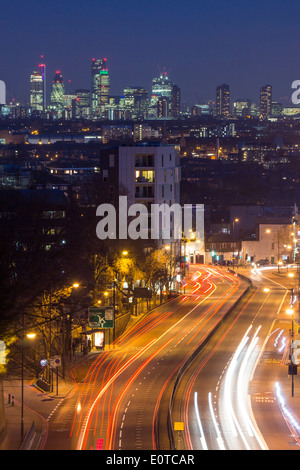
[{"x1": 19, "y1": 421, "x2": 35, "y2": 450}]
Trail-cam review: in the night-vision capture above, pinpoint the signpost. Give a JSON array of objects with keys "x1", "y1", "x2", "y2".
[
  {"x1": 88, "y1": 306, "x2": 115, "y2": 348},
  {"x1": 88, "y1": 306, "x2": 114, "y2": 329},
  {"x1": 50, "y1": 355, "x2": 61, "y2": 395}
]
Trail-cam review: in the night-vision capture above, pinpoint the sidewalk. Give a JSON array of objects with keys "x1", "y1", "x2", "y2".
[
  {"x1": 0, "y1": 352, "x2": 89, "y2": 450},
  {"x1": 0, "y1": 305, "x2": 166, "y2": 451}
]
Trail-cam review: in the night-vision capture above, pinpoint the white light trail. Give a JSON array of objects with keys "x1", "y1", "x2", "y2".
[
  {"x1": 194, "y1": 392, "x2": 208, "y2": 450},
  {"x1": 208, "y1": 392, "x2": 226, "y2": 450},
  {"x1": 275, "y1": 382, "x2": 300, "y2": 435},
  {"x1": 224, "y1": 325, "x2": 252, "y2": 440}
]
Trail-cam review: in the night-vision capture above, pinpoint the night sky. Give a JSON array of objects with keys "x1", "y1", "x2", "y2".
[{"x1": 0, "y1": 0, "x2": 299, "y2": 107}]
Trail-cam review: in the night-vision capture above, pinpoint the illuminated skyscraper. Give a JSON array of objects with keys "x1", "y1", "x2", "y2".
[
  {"x1": 233, "y1": 99, "x2": 252, "y2": 117},
  {"x1": 150, "y1": 72, "x2": 172, "y2": 116},
  {"x1": 91, "y1": 58, "x2": 110, "y2": 118},
  {"x1": 50, "y1": 71, "x2": 65, "y2": 116},
  {"x1": 96, "y1": 59, "x2": 110, "y2": 118},
  {"x1": 91, "y1": 58, "x2": 104, "y2": 116},
  {"x1": 171, "y1": 84, "x2": 180, "y2": 117},
  {"x1": 30, "y1": 62, "x2": 46, "y2": 113},
  {"x1": 123, "y1": 86, "x2": 148, "y2": 119},
  {"x1": 260, "y1": 84, "x2": 272, "y2": 119},
  {"x1": 75, "y1": 89, "x2": 91, "y2": 119},
  {"x1": 39, "y1": 62, "x2": 46, "y2": 110},
  {"x1": 149, "y1": 71, "x2": 180, "y2": 118},
  {"x1": 216, "y1": 84, "x2": 230, "y2": 117}
]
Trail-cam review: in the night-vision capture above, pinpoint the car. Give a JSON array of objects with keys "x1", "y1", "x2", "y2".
[{"x1": 256, "y1": 259, "x2": 270, "y2": 267}]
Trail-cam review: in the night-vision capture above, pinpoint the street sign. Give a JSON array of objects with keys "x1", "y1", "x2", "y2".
[
  {"x1": 174, "y1": 422, "x2": 184, "y2": 431},
  {"x1": 133, "y1": 287, "x2": 152, "y2": 299},
  {"x1": 292, "y1": 348, "x2": 300, "y2": 365},
  {"x1": 88, "y1": 306, "x2": 114, "y2": 329},
  {"x1": 288, "y1": 363, "x2": 298, "y2": 375},
  {"x1": 50, "y1": 355, "x2": 61, "y2": 368}
]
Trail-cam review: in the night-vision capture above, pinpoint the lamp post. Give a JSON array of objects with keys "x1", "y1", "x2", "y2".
[
  {"x1": 21, "y1": 312, "x2": 36, "y2": 439},
  {"x1": 232, "y1": 219, "x2": 239, "y2": 269},
  {"x1": 287, "y1": 307, "x2": 295, "y2": 397}
]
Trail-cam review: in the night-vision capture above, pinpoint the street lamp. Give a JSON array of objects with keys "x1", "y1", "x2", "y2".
[
  {"x1": 21, "y1": 313, "x2": 36, "y2": 439},
  {"x1": 232, "y1": 219, "x2": 239, "y2": 268},
  {"x1": 286, "y1": 307, "x2": 296, "y2": 397}
]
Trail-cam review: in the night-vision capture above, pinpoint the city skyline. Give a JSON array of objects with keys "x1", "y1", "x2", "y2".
[{"x1": 0, "y1": 0, "x2": 299, "y2": 106}]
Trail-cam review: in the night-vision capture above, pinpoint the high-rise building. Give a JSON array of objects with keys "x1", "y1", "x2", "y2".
[
  {"x1": 171, "y1": 84, "x2": 180, "y2": 118},
  {"x1": 271, "y1": 101, "x2": 282, "y2": 116},
  {"x1": 75, "y1": 89, "x2": 91, "y2": 119},
  {"x1": 149, "y1": 72, "x2": 172, "y2": 117},
  {"x1": 260, "y1": 84, "x2": 272, "y2": 119},
  {"x1": 97, "y1": 61, "x2": 110, "y2": 118},
  {"x1": 30, "y1": 62, "x2": 46, "y2": 113},
  {"x1": 39, "y1": 62, "x2": 46, "y2": 111},
  {"x1": 91, "y1": 58, "x2": 110, "y2": 118},
  {"x1": 50, "y1": 71, "x2": 65, "y2": 116},
  {"x1": 233, "y1": 99, "x2": 252, "y2": 118},
  {"x1": 148, "y1": 72, "x2": 180, "y2": 118},
  {"x1": 123, "y1": 86, "x2": 148, "y2": 119},
  {"x1": 91, "y1": 58, "x2": 104, "y2": 116},
  {"x1": 30, "y1": 70, "x2": 43, "y2": 112},
  {"x1": 157, "y1": 97, "x2": 169, "y2": 118},
  {"x1": 216, "y1": 84, "x2": 230, "y2": 118}
]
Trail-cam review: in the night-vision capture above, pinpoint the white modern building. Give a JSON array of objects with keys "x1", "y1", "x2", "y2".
[{"x1": 118, "y1": 144, "x2": 181, "y2": 242}]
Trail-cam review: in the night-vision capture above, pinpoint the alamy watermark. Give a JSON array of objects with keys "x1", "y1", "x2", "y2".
[
  {"x1": 96, "y1": 196, "x2": 204, "y2": 240},
  {"x1": 0, "y1": 80, "x2": 5, "y2": 105},
  {"x1": 291, "y1": 80, "x2": 300, "y2": 105}
]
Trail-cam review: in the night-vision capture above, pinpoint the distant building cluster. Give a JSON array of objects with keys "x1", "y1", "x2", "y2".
[
  {"x1": 0, "y1": 59, "x2": 181, "y2": 121},
  {"x1": 1, "y1": 57, "x2": 300, "y2": 121}
]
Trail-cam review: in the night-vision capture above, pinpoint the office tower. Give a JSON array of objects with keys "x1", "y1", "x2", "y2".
[
  {"x1": 124, "y1": 86, "x2": 148, "y2": 119},
  {"x1": 75, "y1": 89, "x2": 91, "y2": 119},
  {"x1": 271, "y1": 101, "x2": 282, "y2": 116},
  {"x1": 149, "y1": 72, "x2": 173, "y2": 117},
  {"x1": 171, "y1": 84, "x2": 180, "y2": 117},
  {"x1": 91, "y1": 58, "x2": 104, "y2": 116},
  {"x1": 260, "y1": 84, "x2": 272, "y2": 119},
  {"x1": 96, "y1": 59, "x2": 110, "y2": 118},
  {"x1": 30, "y1": 62, "x2": 46, "y2": 113},
  {"x1": 233, "y1": 99, "x2": 252, "y2": 118},
  {"x1": 39, "y1": 62, "x2": 46, "y2": 110},
  {"x1": 91, "y1": 57, "x2": 110, "y2": 118},
  {"x1": 216, "y1": 84, "x2": 230, "y2": 117},
  {"x1": 30, "y1": 70, "x2": 43, "y2": 112},
  {"x1": 157, "y1": 97, "x2": 169, "y2": 118},
  {"x1": 260, "y1": 84, "x2": 272, "y2": 117},
  {"x1": 50, "y1": 71, "x2": 65, "y2": 116},
  {"x1": 63, "y1": 94, "x2": 77, "y2": 119}
]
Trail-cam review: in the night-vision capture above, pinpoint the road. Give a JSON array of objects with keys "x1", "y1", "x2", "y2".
[
  {"x1": 175, "y1": 265, "x2": 300, "y2": 450},
  {"x1": 13, "y1": 264, "x2": 300, "y2": 451},
  {"x1": 43, "y1": 265, "x2": 247, "y2": 450}
]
